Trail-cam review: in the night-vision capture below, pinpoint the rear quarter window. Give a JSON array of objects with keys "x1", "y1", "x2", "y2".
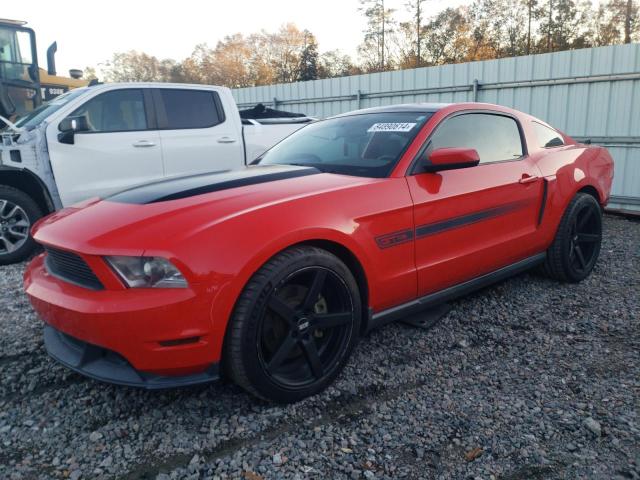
[{"x1": 532, "y1": 121, "x2": 565, "y2": 148}]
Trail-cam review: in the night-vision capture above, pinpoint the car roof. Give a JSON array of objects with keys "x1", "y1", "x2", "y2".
[{"x1": 332, "y1": 103, "x2": 451, "y2": 118}]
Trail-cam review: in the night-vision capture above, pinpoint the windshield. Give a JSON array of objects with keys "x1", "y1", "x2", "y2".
[
  {"x1": 258, "y1": 112, "x2": 433, "y2": 178},
  {"x1": 14, "y1": 88, "x2": 88, "y2": 130}
]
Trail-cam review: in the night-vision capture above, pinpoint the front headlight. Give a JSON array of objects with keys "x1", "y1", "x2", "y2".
[{"x1": 105, "y1": 256, "x2": 188, "y2": 288}]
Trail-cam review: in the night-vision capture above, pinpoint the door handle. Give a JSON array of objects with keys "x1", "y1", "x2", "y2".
[
  {"x1": 217, "y1": 137, "x2": 237, "y2": 144},
  {"x1": 132, "y1": 140, "x2": 156, "y2": 148},
  {"x1": 519, "y1": 174, "x2": 539, "y2": 184}
]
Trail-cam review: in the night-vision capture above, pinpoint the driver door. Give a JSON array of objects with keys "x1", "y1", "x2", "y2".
[
  {"x1": 46, "y1": 88, "x2": 164, "y2": 206},
  {"x1": 406, "y1": 112, "x2": 545, "y2": 296}
]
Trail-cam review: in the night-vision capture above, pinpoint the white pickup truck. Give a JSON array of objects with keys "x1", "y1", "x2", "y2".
[{"x1": 0, "y1": 83, "x2": 312, "y2": 264}]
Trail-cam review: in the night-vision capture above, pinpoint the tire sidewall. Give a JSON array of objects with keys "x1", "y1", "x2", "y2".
[
  {"x1": 0, "y1": 187, "x2": 42, "y2": 265},
  {"x1": 560, "y1": 194, "x2": 602, "y2": 282},
  {"x1": 234, "y1": 248, "x2": 361, "y2": 403}
]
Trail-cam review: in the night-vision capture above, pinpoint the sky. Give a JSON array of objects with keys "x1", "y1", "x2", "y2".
[{"x1": 4, "y1": 0, "x2": 465, "y2": 78}]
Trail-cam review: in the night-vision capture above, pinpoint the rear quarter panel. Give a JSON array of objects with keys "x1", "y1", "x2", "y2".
[{"x1": 534, "y1": 144, "x2": 614, "y2": 246}]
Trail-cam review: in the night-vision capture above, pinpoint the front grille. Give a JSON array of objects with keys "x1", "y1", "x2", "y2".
[{"x1": 44, "y1": 247, "x2": 104, "y2": 290}]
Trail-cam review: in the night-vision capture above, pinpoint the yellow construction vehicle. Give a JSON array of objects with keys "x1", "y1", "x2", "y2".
[
  {"x1": 0, "y1": 18, "x2": 88, "y2": 124},
  {"x1": 39, "y1": 41, "x2": 89, "y2": 100}
]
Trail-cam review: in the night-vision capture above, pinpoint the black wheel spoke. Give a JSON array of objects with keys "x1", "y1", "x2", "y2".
[
  {"x1": 577, "y1": 233, "x2": 599, "y2": 243},
  {"x1": 577, "y1": 209, "x2": 593, "y2": 230},
  {"x1": 571, "y1": 217, "x2": 578, "y2": 236},
  {"x1": 314, "y1": 312, "x2": 352, "y2": 329},
  {"x1": 302, "y1": 269, "x2": 327, "y2": 311},
  {"x1": 266, "y1": 334, "x2": 297, "y2": 373},
  {"x1": 268, "y1": 295, "x2": 297, "y2": 325},
  {"x1": 574, "y1": 245, "x2": 587, "y2": 269},
  {"x1": 301, "y1": 338, "x2": 324, "y2": 378}
]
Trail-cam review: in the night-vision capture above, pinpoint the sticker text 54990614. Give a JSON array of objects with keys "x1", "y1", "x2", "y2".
[{"x1": 367, "y1": 123, "x2": 417, "y2": 133}]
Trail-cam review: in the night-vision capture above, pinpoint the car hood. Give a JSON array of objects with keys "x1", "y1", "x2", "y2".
[{"x1": 33, "y1": 164, "x2": 377, "y2": 255}]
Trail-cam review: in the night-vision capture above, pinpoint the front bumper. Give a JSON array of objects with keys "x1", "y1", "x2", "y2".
[
  {"x1": 25, "y1": 253, "x2": 221, "y2": 385},
  {"x1": 44, "y1": 325, "x2": 219, "y2": 389}
]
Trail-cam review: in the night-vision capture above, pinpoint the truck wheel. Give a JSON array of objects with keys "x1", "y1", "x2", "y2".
[
  {"x1": 224, "y1": 246, "x2": 361, "y2": 403},
  {"x1": 0, "y1": 186, "x2": 42, "y2": 265},
  {"x1": 541, "y1": 193, "x2": 602, "y2": 283}
]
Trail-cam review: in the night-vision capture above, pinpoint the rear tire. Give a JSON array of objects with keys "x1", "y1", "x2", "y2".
[
  {"x1": 0, "y1": 186, "x2": 42, "y2": 265},
  {"x1": 223, "y1": 246, "x2": 361, "y2": 403},
  {"x1": 542, "y1": 193, "x2": 602, "y2": 283}
]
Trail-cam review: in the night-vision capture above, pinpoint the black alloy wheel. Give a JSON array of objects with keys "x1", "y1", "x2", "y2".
[
  {"x1": 567, "y1": 201, "x2": 601, "y2": 275},
  {"x1": 224, "y1": 247, "x2": 361, "y2": 403},
  {"x1": 542, "y1": 192, "x2": 602, "y2": 282},
  {"x1": 259, "y1": 266, "x2": 353, "y2": 388}
]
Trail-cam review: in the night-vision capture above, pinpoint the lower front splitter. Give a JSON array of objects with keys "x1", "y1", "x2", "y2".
[{"x1": 43, "y1": 325, "x2": 220, "y2": 390}]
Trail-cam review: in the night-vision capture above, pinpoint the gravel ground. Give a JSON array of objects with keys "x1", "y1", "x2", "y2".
[{"x1": 1, "y1": 214, "x2": 638, "y2": 480}]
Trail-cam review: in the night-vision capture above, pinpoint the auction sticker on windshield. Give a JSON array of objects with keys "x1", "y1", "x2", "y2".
[{"x1": 367, "y1": 122, "x2": 417, "y2": 133}]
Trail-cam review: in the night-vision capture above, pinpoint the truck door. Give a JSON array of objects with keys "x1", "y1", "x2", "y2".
[
  {"x1": 153, "y1": 88, "x2": 244, "y2": 177},
  {"x1": 47, "y1": 88, "x2": 163, "y2": 206}
]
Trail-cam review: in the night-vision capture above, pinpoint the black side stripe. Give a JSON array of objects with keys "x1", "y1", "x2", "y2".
[
  {"x1": 375, "y1": 199, "x2": 531, "y2": 249},
  {"x1": 415, "y1": 200, "x2": 531, "y2": 239}
]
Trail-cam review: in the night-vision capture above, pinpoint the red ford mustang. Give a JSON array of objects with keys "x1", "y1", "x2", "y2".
[{"x1": 24, "y1": 103, "x2": 613, "y2": 402}]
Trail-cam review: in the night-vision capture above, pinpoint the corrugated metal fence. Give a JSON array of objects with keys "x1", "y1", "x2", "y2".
[{"x1": 233, "y1": 44, "x2": 640, "y2": 213}]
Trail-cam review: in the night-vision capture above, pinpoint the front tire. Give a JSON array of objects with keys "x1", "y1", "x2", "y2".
[
  {"x1": 0, "y1": 186, "x2": 42, "y2": 265},
  {"x1": 542, "y1": 192, "x2": 602, "y2": 283},
  {"x1": 223, "y1": 246, "x2": 361, "y2": 403}
]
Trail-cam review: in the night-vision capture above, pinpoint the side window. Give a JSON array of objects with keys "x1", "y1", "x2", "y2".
[
  {"x1": 532, "y1": 122, "x2": 565, "y2": 148},
  {"x1": 158, "y1": 89, "x2": 222, "y2": 129},
  {"x1": 69, "y1": 89, "x2": 147, "y2": 132},
  {"x1": 428, "y1": 113, "x2": 524, "y2": 164}
]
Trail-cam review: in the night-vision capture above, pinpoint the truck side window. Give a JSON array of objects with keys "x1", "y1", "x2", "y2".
[
  {"x1": 69, "y1": 89, "x2": 147, "y2": 132},
  {"x1": 157, "y1": 89, "x2": 223, "y2": 130}
]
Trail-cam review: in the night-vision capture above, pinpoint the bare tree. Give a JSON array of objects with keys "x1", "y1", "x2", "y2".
[
  {"x1": 609, "y1": 0, "x2": 639, "y2": 43},
  {"x1": 103, "y1": 51, "x2": 184, "y2": 82},
  {"x1": 359, "y1": 0, "x2": 396, "y2": 71},
  {"x1": 318, "y1": 50, "x2": 358, "y2": 78},
  {"x1": 297, "y1": 30, "x2": 319, "y2": 81},
  {"x1": 526, "y1": 0, "x2": 539, "y2": 54},
  {"x1": 406, "y1": 0, "x2": 427, "y2": 67},
  {"x1": 421, "y1": 7, "x2": 473, "y2": 65},
  {"x1": 536, "y1": 0, "x2": 593, "y2": 52}
]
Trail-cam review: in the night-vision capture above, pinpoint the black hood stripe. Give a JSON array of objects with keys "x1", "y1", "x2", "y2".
[{"x1": 108, "y1": 165, "x2": 320, "y2": 204}]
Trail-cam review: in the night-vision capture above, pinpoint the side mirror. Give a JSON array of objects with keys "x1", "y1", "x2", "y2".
[
  {"x1": 421, "y1": 147, "x2": 480, "y2": 173},
  {"x1": 58, "y1": 115, "x2": 90, "y2": 144}
]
